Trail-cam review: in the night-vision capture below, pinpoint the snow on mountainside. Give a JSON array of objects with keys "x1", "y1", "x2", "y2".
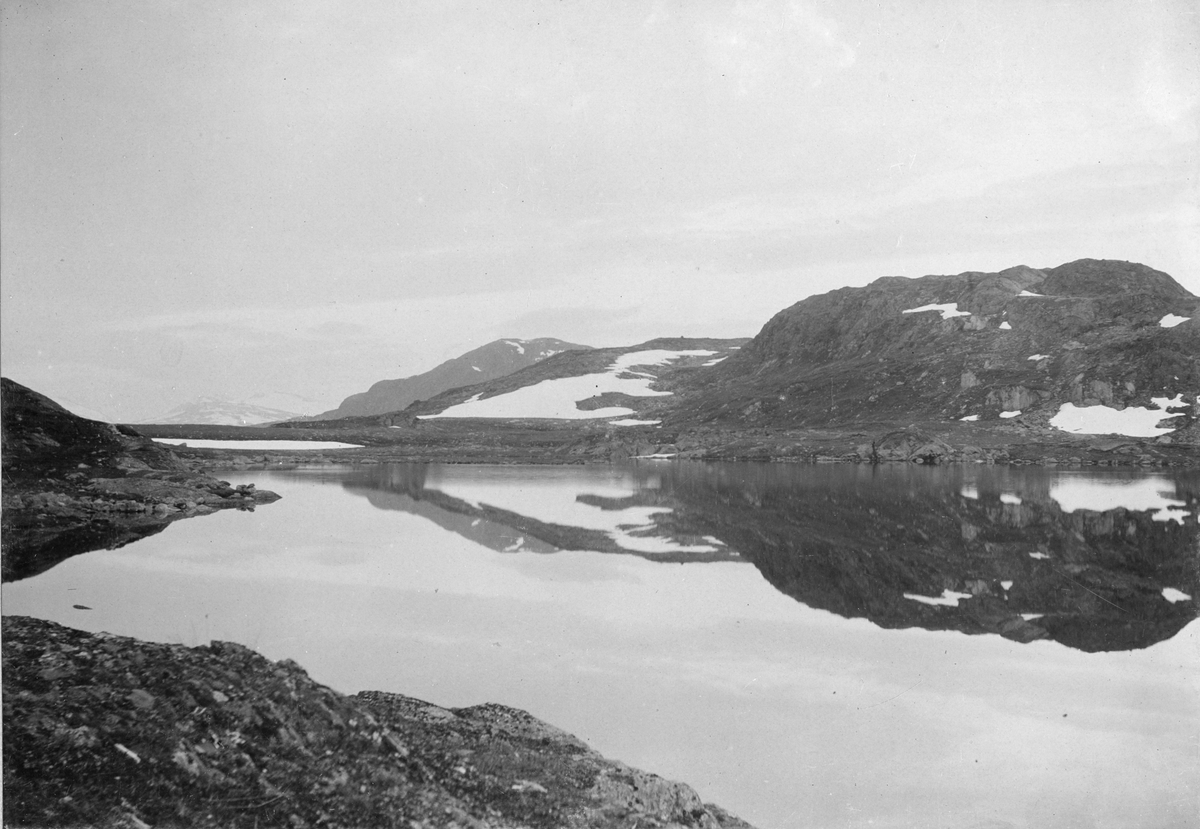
[
  {"x1": 139, "y1": 397, "x2": 308, "y2": 426},
  {"x1": 406, "y1": 338, "x2": 749, "y2": 424},
  {"x1": 309, "y1": 338, "x2": 592, "y2": 421}
]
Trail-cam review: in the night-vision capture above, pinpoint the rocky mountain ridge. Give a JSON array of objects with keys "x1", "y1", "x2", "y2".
[
  {"x1": 317, "y1": 261, "x2": 1197, "y2": 454},
  {"x1": 310, "y1": 338, "x2": 592, "y2": 421}
]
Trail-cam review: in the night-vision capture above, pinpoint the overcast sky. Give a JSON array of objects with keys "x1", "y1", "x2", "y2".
[{"x1": 3, "y1": 1, "x2": 1197, "y2": 421}]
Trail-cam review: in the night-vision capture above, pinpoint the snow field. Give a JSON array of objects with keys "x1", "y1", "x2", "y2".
[{"x1": 420, "y1": 349, "x2": 716, "y2": 420}]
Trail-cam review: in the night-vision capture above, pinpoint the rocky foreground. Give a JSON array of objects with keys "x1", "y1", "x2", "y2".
[
  {"x1": 2, "y1": 616, "x2": 754, "y2": 829},
  {"x1": 1, "y1": 378, "x2": 281, "y2": 581}
]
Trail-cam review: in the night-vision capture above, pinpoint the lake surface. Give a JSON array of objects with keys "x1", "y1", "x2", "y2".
[{"x1": 4, "y1": 462, "x2": 1198, "y2": 829}]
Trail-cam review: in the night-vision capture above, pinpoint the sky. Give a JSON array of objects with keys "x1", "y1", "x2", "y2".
[{"x1": 2, "y1": 0, "x2": 1198, "y2": 422}]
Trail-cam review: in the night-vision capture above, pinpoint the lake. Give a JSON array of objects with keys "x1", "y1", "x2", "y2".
[{"x1": 4, "y1": 461, "x2": 1198, "y2": 829}]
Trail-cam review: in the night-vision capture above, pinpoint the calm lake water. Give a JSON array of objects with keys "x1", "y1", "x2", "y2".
[{"x1": 4, "y1": 462, "x2": 1198, "y2": 829}]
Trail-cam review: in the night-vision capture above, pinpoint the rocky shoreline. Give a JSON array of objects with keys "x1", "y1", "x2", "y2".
[
  {"x1": 2, "y1": 616, "x2": 755, "y2": 829},
  {"x1": 1, "y1": 379, "x2": 281, "y2": 582},
  {"x1": 142, "y1": 417, "x2": 1199, "y2": 470}
]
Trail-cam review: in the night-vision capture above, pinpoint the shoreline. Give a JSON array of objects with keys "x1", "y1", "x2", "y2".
[{"x1": 2, "y1": 615, "x2": 756, "y2": 829}]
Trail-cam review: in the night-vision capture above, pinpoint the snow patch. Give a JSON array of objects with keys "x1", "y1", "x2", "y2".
[
  {"x1": 1159, "y1": 314, "x2": 1191, "y2": 328},
  {"x1": 153, "y1": 439, "x2": 362, "y2": 450},
  {"x1": 1001, "y1": 581, "x2": 1014, "y2": 591},
  {"x1": 1049, "y1": 395, "x2": 1189, "y2": 437},
  {"x1": 420, "y1": 350, "x2": 716, "y2": 420},
  {"x1": 1162, "y1": 588, "x2": 1192, "y2": 603},
  {"x1": 904, "y1": 589, "x2": 973, "y2": 607},
  {"x1": 1029, "y1": 552, "x2": 1050, "y2": 560},
  {"x1": 999, "y1": 321, "x2": 1012, "y2": 330},
  {"x1": 1021, "y1": 613, "x2": 1044, "y2": 621},
  {"x1": 1000, "y1": 493, "x2": 1023, "y2": 505},
  {"x1": 960, "y1": 485, "x2": 979, "y2": 499},
  {"x1": 609, "y1": 418, "x2": 661, "y2": 426},
  {"x1": 959, "y1": 414, "x2": 979, "y2": 422},
  {"x1": 635, "y1": 453, "x2": 677, "y2": 459},
  {"x1": 902, "y1": 303, "x2": 971, "y2": 319},
  {"x1": 1027, "y1": 354, "x2": 1049, "y2": 361},
  {"x1": 472, "y1": 366, "x2": 481, "y2": 372},
  {"x1": 999, "y1": 410, "x2": 1021, "y2": 418},
  {"x1": 1017, "y1": 290, "x2": 1044, "y2": 297},
  {"x1": 505, "y1": 340, "x2": 526, "y2": 354},
  {"x1": 703, "y1": 356, "x2": 728, "y2": 366},
  {"x1": 1153, "y1": 507, "x2": 1190, "y2": 525}
]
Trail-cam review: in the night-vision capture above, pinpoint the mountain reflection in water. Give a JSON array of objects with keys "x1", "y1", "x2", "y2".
[{"x1": 342, "y1": 463, "x2": 1199, "y2": 653}]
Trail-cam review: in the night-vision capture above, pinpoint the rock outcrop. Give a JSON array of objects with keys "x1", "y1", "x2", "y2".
[
  {"x1": 2, "y1": 616, "x2": 756, "y2": 829},
  {"x1": 670, "y1": 259, "x2": 1199, "y2": 438},
  {"x1": 1, "y1": 378, "x2": 280, "y2": 581}
]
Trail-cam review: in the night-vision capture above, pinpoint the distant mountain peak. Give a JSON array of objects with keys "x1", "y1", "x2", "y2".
[{"x1": 139, "y1": 397, "x2": 308, "y2": 426}]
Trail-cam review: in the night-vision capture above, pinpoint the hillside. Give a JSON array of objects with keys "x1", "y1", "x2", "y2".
[
  {"x1": 0, "y1": 378, "x2": 280, "y2": 581},
  {"x1": 312, "y1": 338, "x2": 592, "y2": 420},
  {"x1": 664, "y1": 259, "x2": 1198, "y2": 442}
]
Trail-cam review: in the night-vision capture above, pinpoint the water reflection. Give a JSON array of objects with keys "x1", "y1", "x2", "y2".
[
  {"x1": 4, "y1": 463, "x2": 1197, "y2": 829},
  {"x1": 339, "y1": 463, "x2": 1199, "y2": 652}
]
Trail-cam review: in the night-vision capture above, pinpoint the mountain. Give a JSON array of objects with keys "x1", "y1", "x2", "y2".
[
  {"x1": 140, "y1": 396, "x2": 309, "y2": 426},
  {"x1": 663, "y1": 259, "x2": 1199, "y2": 441},
  {"x1": 311, "y1": 337, "x2": 593, "y2": 420},
  {"x1": 403, "y1": 337, "x2": 748, "y2": 424}
]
